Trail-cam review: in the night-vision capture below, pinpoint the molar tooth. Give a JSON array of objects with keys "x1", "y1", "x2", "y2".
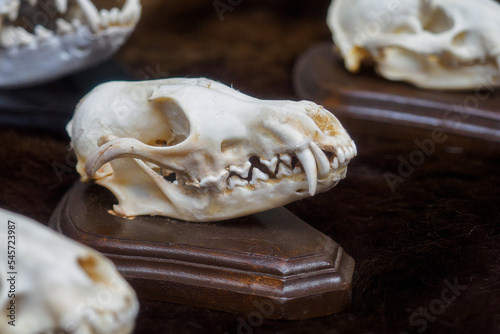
[
  {"x1": 261, "y1": 156, "x2": 278, "y2": 173},
  {"x1": 56, "y1": 18, "x2": 73, "y2": 34},
  {"x1": 228, "y1": 176, "x2": 248, "y2": 190},
  {"x1": 35, "y1": 25, "x2": 54, "y2": 39},
  {"x1": 332, "y1": 157, "x2": 339, "y2": 169},
  {"x1": 336, "y1": 147, "x2": 346, "y2": 164},
  {"x1": 279, "y1": 153, "x2": 292, "y2": 166},
  {"x1": 309, "y1": 142, "x2": 330, "y2": 179},
  {"x1": 15, "y1": 27, "x2": 34, "y2": 44},
  {"x1": 249, "y1": 168, "x2": 269, "y2": 185},
  {"x1": 229, "y1": 161, "x2": 252, "y2": 178},
  {"x1": 200, "y1": 170, "x2": 229, "y2": 192},
  {"x1": 296, "y1": 148, "x2": 318, "y2": 196},
  {"x1": 276, "y1": 163, "x2": 292, "y2": 178}
]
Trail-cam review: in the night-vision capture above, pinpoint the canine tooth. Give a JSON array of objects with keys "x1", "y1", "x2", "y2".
[
  {"x1": 28, "y1": 0, "x2": 37, "y2": 6},
  {"x1": 55, "y1": 0, "x2": 68, "y2": 13},
  {"x1": 229, "y1": 161, "x2": 252, "y2": 178},
  {"x1": 76, "y1": 0, "x2": 102, "y2": 32},
  {"x1": 332, "y1": 157, "x2": 339, "y2": 169},
  {"x1": 35, "y1": 25, "x2": 53, "y2": 39},
  {"x1": 279, "y1": 153, "x2": 292, "y2": 166},
  {"x1": 228, "y1": 176, "x2": 248, "y2": 190},
  {"x1": 296, "y1": 148, "x2": 318, "y2": 196},
  {"x1": 276, "y1": 163, "x2": 292, "y2": 178},
  {"x1": 310, "y1": 142, "x2": 330, "y2": 179},
  {"x1": 249, "y1": 168, "x2": 269, "y2": 185},
  {"x1": 56, "y1": 18, "x2": 73, "y2": 34},
  {"x1": 261, "y1": 156, "x2": 278, "y2": 173},
  {"x1": 120, "y1": 0, "x2": 141, "y2": 24},
  {"x1": 336, "y1": 147, "x2": 346, "y2": 164}
]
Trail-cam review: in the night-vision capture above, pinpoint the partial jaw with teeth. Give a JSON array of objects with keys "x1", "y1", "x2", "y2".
[{"x1": 0, "y1": 0, "x2": 141, "y2": 88}]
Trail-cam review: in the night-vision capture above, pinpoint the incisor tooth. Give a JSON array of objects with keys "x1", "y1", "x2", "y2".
[
  {"x1": 336, "y1": 147, "x2": 346, "y2": 164},
  {"x1": 332, "y1": 157, "x2": 339, "y2": 169}
]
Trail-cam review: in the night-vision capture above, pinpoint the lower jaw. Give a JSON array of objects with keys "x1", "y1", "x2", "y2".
[{"x1": 0, "y1": 24, "x2": 133, "y2": 88}]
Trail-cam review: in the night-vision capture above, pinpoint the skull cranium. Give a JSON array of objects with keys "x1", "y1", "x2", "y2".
[
  {"x1": 0, "y1": 208, "x2": 138, "y2": 334},
  {"x1": 327, "y1": 0, "x2": 500, "y2": 90},
  {"x1": 67, "y1": 78, "x2": 357, "y2": 222},
  {"x1": 0, "y1": 0, "x2": 141, "y2": 88}
]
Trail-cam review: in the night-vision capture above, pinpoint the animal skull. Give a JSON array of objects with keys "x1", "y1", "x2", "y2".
[
  {"x1": 0, "y1": 0, "x2": 141, "y2": 88},
  {"x1": 67, "y1": 78, "x2": 357, "y2": 222},
  {"x1": 0, "y1": 208, "x2": 138, "y2": 334},
  {"x1": 327, "y1": 0, "x2": 500, "y2": 90}
]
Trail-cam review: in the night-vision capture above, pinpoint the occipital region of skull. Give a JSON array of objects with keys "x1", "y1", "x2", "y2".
[
  {"x1": 328, "y1": 0, "x2": 500, "y2": 90},
  {"x1": 67, "y1": 78, "x2": 356, "y2": 222}
]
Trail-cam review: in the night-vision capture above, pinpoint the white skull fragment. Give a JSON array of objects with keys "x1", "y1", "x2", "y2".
[
  {"x1": 0, "y1": 208, "x2": 139, "y2": 334},
  {"x1": 327, "y1": 0, "x2": 500, "y2": 90},
  {"x1": 0, "y1": 0, "x2": 141, "y2": 88},
  {"x1": 67, "y1": 78, "x2": 357, "y2": 222}
]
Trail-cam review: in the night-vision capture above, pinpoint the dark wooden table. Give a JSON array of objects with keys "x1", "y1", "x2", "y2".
[{"x1": 1, "y1": 1, "x2": 499, "y2": 333}]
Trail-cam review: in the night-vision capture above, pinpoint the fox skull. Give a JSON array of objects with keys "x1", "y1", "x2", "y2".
[
  {"x1": 327, "y1": 0, "x2": 500, "y2": 90},
  {"x1": 0, "y1": 209, "x2": 138, "y2": 334},
  {"x1": 0, "y1": 0, "x2": 141, "y2": 88},
  {"x1": 68, "y1": 78, "x2": 356, "y2": 222}
]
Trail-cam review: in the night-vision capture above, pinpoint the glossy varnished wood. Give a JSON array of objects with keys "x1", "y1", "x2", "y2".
[
  {"x1": 294, "y1": 43, "x2": 500, "y2": 142},
  {"x1": 49, "y1": 182, "x2": 355, "y2": 320}
]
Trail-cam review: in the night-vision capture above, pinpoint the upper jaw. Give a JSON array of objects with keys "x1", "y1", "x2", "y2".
[{"x1": 138, "y1": 139, "x2": 357, "y2": 198}]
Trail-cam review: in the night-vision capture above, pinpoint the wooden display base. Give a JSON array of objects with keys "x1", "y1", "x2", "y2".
[
  {"x1": 49, "y1": 182, "x2": 355, "y2": 320},
  {"x1": 293, "y1": 42, "x2": 500, "y2": 142}
]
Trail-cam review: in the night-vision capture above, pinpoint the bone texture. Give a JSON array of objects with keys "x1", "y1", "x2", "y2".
[
  {"x1": 0, "y1": 208, "x2": 139, "y2": 334},
  {"x1": 327, "y1": 0, "x2": 500, "y2": 90},
  {"x1": 0, "y1": 0, "x2": 141, "y2": 88},
  {"x1": 67, "y1": 78, "x2": 356, "y2": 222}
]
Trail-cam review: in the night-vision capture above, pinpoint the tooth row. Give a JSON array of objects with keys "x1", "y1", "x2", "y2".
[{"x1": 0, "y1": 0, "x2": 141, "y2": 47}]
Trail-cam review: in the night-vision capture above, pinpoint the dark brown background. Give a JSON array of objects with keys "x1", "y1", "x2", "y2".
[{"x1": 1, "y1": 0, "x2": 500, "y2": 333}]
